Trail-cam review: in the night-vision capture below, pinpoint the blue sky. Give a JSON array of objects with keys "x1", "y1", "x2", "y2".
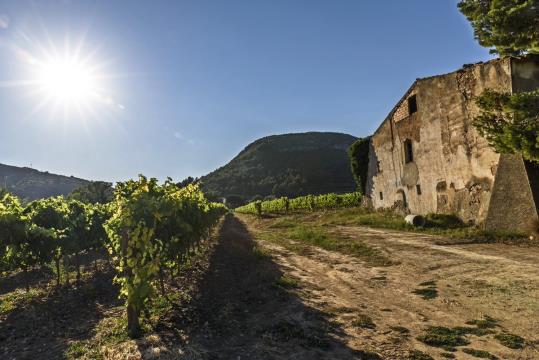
[{"x1": 0, "y1": 0, "x2": 493, "y2": 182}]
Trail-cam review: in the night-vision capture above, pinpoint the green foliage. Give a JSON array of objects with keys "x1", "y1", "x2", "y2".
[
  {"x1": 348, "y1": 137, "x2": 371, "y2": 194},
  {"x1": 201, "y1": 132, "x2": 357, "y2": 200},
  {"x1": 462, "y1": 348, "x2": 497, "y2": 359},
  {"x1": 0, "y1": 194, "x2": 109, "y2": 288},
  {"x1": 259, "y1": 221, "x2": 393, "y2": 267},
  {"x1": 494, "y1": 332, "x2": 525, "y2": 349},
  {"x1": 274, "y1": 275, "x2": 299, "y2": 289},
  {"x1": 235, "y1": 192, "x2": 362, "y2": 214},
  {"x1": 473, "y1": 89, "x2": 539, "y2": 162},
  {"x1": 417, "y1": 326, "x2": 470, "y2": 350},
  {"x1": 458, "y1": 0, "x2": 539, "y2": 55},
  {"x1": 254, "y1": 200, "x2": 262, "y2": 216},
  {"x1": 69, "y1": 181, "x2": 114, "y2": 204},
  {"x1": 425, "y1": 214, "x2": 464, "y2": 229},
  {"x1": 407, "y1": 350, "x2": 434, "y2": 360},
  {"x1": 0, "y1": 174, "x2": 227, "y2": 339},
  {"x1": 104, "y1": 175, "x2": 226, "y2": 337},
  {"x1": 466, "y1": 315, "x2": 498, "y2": 329}
]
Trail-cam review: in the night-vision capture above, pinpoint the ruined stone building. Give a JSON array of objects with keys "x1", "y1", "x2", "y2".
[{"x1": 365, "y1": 56, "x2": 539, "y2": 231}]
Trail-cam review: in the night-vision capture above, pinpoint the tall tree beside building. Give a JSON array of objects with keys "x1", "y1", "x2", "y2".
[
  {"x1": 458, "y1": 0, "x2": 538, "y2": 56},
  {"x1": 348, "y1": 137, "x2": 370, "y2": 194},
  {"x1": 459, "y1": 0, "x2": 539, "y2": 162}
]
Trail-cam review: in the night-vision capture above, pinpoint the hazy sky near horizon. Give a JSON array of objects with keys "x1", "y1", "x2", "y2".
[{"x1": 0, "y1": 0, "x2": 493, "y2": 182}]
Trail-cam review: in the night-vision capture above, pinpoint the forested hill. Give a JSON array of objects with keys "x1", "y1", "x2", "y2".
[
  {"x1": 0, "y1": 163, "x2": 90, "y2": 200},
  {"x1": 201, "y1": 132, "x2": 357, "y2": 204}
]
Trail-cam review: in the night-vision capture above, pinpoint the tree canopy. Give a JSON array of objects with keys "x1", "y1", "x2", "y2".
[
  {"x1": 458, "y1": 0, "x2": 539, "y2": 56},
  {"x1": 69, "y1": 181, "x2": 114, "y2": 204},
  {"x1": 348, "y1": 137, "x2": 371, "y2": 194},
  {"x1": 474, "y1": 89, "x2": 539, "y2": 162}
]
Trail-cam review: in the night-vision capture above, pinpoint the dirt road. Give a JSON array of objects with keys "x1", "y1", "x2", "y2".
[{"x1": 237, "y1": 214, "x2": 539, "y2": 359}]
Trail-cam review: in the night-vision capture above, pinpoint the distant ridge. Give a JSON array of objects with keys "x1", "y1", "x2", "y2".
[
  {"x1": 201, "y1": 132, "x2": 357, "y2": 204},
  {"x1": 0, "y1": 163, "x2": 90, "y2": 200}
]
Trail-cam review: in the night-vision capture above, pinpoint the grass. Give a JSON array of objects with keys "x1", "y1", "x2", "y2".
[
  {"x1": 465, "y1": 315, "x2": 498, "y2": 329},
  {"x1": 462, "y1": 348, "x2": 498, "y2": 359},
  {"x1": 65, "y1": 313, "x2": 130, "y2": 360},
  {"x1": 274, "y1": 275, "x2": 299, "y2": 289},
  {"x1": 247, "y1": 207, "x2": 527, "y2": 245},
  {"x1": 252, "y1": 245, "x2": 271, "y2": 260},
  {"x1": 412, "y1": 280, "x2": 438, "y2": 300},
  {"x1": 416, "y1": 326, "x2": 470, "y2": 351},
  {"x1": 352, "y1": 314, "x2": 376, "y2": 329},
  {"x1": 412, "y1": 287, "x2": 438, "y2": 300},
  {"x1": 0, "y1": 287, "x2": 44, "y2": 315},
  {"x1": 258, "y1": 222, "x2": 394, "y2": 267},
  {"x1": 417, "y1": 320, "x2": 502, "y2": 352},
  {"x1": 494, "y1": 332, "x2": 525, "y2": 349},
  {"x1": 440, "y1": 353, "x2": 456, "y2": 358},
  {"x1": 406, "y1": 350, "x2": 434, "y2": 360}
]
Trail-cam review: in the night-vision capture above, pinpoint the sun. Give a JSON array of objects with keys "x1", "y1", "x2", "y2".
[
  {"x1": 37, "y1": 57, "x2": 99, "y2": 105},
  {"x1": 0, "y1": 26, "x2": 124, "y2": 122}
]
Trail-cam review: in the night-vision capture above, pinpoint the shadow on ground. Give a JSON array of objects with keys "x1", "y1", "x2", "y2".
[
  {"x1": 0, "y1": 266, "x2": 121, "y2": 360},
  {"x1": 163, "y1": 214, "x2": 378, "y2": 359}
]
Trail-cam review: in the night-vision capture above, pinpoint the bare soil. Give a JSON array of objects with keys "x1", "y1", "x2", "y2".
[
  {"x1": 238, "y1": 213, "x2": 539, "y2": 359},
  {"x1": 2, "y1": 213, "x2": 539, "y2": 359}
]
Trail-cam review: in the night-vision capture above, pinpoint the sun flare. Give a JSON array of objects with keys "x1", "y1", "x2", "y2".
[
  {"x1": 36, "y1": 57, "x2": 99, "y2": 105},
  {"x1": 0, "y1": 31, "x2": 123, "y2": 119}
]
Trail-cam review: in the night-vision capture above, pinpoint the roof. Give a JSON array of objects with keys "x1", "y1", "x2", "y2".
[{"x1": 370, "y1": 57, "x2": 511, "y2": 139}]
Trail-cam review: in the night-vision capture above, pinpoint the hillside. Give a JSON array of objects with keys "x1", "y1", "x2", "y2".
[
  {"x1": 0, "y1": 163, "x2": 90, "y2": 200},
  {"x1": 201, "y1": 132, "x2": 357, "y2": 204}
]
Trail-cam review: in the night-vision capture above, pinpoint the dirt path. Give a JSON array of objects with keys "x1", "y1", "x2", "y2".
[
  {"x1": 181, "y1": 214, "x2": 374, "y2": 359},
  {"x1": 238, "y1": 214, "x2": 539, "y2": 359}
]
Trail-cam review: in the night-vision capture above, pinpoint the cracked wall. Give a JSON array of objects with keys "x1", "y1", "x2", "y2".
[
  {"x1": 366, "y1": 56, "x2": 539, "y2": 230},
  {"x1": 367, "y1": 58, "x2": 523, "y2": 227}
]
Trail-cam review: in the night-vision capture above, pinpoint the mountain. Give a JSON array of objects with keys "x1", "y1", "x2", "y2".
[
  {"x1": 0, "y1": 163, "x2": 90, "y2": 201},
  {"x1": 201, "y1": 132, "x2": 358, "y2": 205}
]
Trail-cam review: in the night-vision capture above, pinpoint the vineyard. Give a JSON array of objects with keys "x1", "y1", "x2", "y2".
[
  {"x1": 234, "y1": 192, "x2": 362, "y2": 215},
  {"x1": 0, "y1": 175, "x2": 227, "y2": 338}
]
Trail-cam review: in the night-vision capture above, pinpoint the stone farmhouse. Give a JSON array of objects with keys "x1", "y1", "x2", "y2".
[{"x1": 365, "y1": 56, "x2": 539, "y2": 231}]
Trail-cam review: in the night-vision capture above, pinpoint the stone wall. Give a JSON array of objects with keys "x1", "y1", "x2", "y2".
[
  {"x1": 481, "y1": 56, "x2": 539, "y2": 231},
  {"x1": 367, "y1": 58, "x2": 514, "y2": 225}
]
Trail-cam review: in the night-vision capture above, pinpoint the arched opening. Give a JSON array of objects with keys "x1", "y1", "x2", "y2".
[{"x1": 396, "y1": 189, "x2": 407, "y2": 209}]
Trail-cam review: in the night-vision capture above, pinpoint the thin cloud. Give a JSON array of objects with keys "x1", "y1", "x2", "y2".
[{"x1": 0, "y1": 15, "x2": 10, "y2": 29}]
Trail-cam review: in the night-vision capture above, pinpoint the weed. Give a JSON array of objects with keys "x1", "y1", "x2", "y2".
[
  {"x1": 462, "y1": 348, "x2": 498, "y2": 359},
  {"x1": 250, "y1": 207, "x2": 528, "y2": 244},
  {"x1": 453, "y1": 326, "x2": 493, "y2": 336},
  {"x1": 440, "y1": 353, "x2": 456, "y2": 359},
  {"x1": 66, "y1": 313, "x2": 130, "y2": 359},
  {"x1": 494, "y1": 332, "x2": 525, "y2": 349},
  {"x1": 417, "y1": 326, "x2": 469, "y2": 350},
  {"x1": 412, "y1": 287, "x2": 438, "y2": 300},
  {"x1": 274, "y1": 275, "x2": 299, "y2": 289},
  {"x1": 260, "y1": 223, "x2": 393, "y2": 267},
  {"x1": 252, "y1": 245, "x2": 270, "y2": 259},
  {"x1": 352, "y1": 314, "x2": 376, "y2": 329},
  {"x1": 465, "y1": 315, "x2": 498, "y2": 329},
  {"x1": 268, "y1": 218, "x2": 297, "y2": 229},
  {"x1": 425, "y1": 213, "x2": 464, "y2": 229},
  {"x1": 406, "y1": 350, "x2": 434, "y2": 360},
  {"x1": 0, "y1": 288, "x2": 43, "y2": 315}
]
